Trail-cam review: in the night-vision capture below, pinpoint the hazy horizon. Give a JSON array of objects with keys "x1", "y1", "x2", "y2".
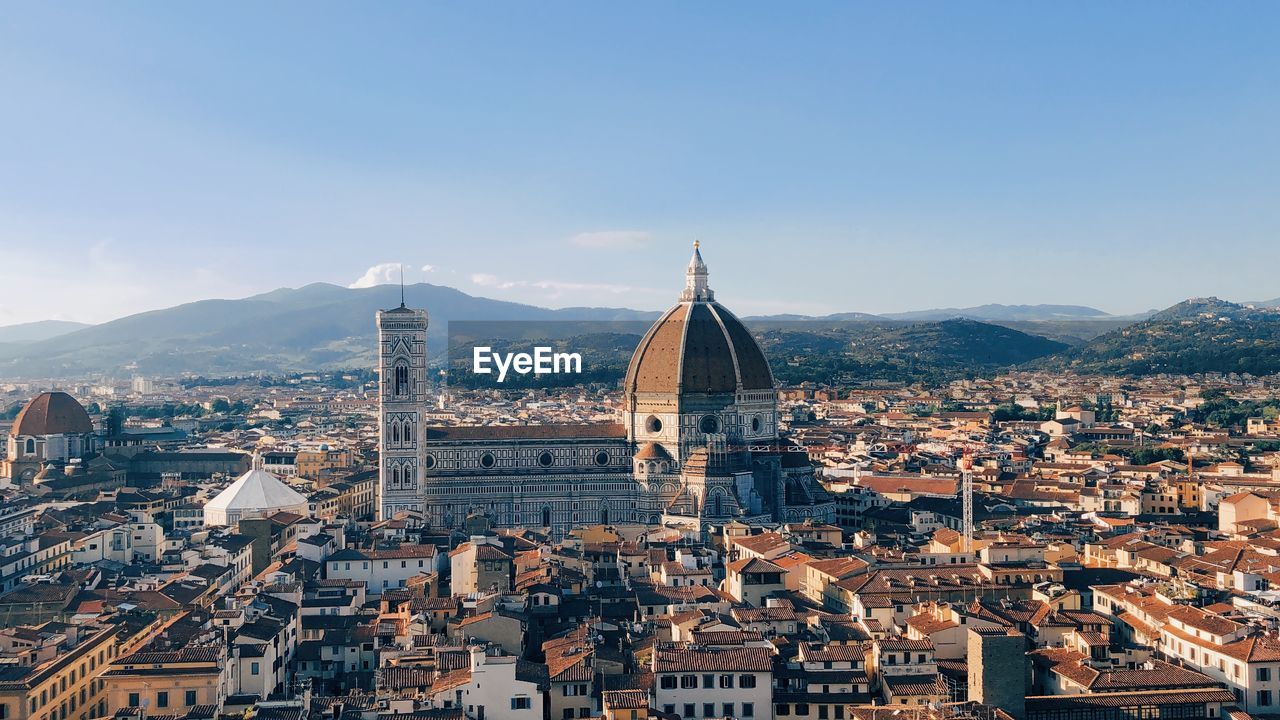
[
  {"x1": 3, "y1": 3, "x2": 1278, "y2": 325},
  {"x1": 3, "y1": 274, "x2": 1269, "y2": 331}
]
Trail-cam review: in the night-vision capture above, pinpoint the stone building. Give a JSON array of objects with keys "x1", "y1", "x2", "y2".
[
  {"x1": 3, "y1": 391, "x2": 96, "y2": 483},
  {"x1": 377, "y1": 244, "x2": 835, "y2": 533}
]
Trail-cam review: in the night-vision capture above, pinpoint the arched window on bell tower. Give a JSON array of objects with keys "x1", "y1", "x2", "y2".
[
  {"x1": 24, "y1": 439, "x2": 34, "y2": 455},
  {"x1": 394, "y1": 361, "x2": 410, "y2": 397}
]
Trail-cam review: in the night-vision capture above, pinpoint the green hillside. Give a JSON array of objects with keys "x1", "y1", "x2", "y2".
[
  {"x1": 764, "y1": 318, "x2": 1068, "y2": 385},
  {"x1": 1038, "y1": 298, "x2": 1280, "y2": 376}
]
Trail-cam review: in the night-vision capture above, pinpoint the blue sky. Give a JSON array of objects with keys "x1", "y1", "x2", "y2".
[{"x1": 1, "y1": 2, "x2": 1277, "y2": 324}]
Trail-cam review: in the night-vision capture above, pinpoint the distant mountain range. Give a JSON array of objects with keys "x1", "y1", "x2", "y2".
[
  {"x1": 744, "y1": 303, "x2": 1153, "y2": 323},
  {"x1": 881, "y1": 303, "x2": 1114, "y2": 322},
  {"x1": 1, "y1": 285, "x2": 1277, "y2": 381},
  {"x1": 0, "y1": 320, "x2": 93, "y2": 344},
  {"x1": 743, "y1": 311, "x2": 885, "y2": 322},
  {"x1": 0, "y1": 283, "x2": 659, "y2": 378},
  {"x1": 1245, "y1": 297, "x2": 1280, "y2": 309}
]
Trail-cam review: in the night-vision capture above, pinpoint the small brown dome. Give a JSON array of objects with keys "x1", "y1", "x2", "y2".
[
  {"x1": 634, "y1": 442, "x2": 672, "y2": 461},
  {"x1": 11, "y1": 392, "x2": 93, "y2": 437}
]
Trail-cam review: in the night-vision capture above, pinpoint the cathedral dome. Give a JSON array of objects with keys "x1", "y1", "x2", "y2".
[
  {"x1": 624, "y1": 244, "x2": 774, "y2": 395},
  {"x1": 11, "y1": 392, "x2": 92, "y2": 437}
]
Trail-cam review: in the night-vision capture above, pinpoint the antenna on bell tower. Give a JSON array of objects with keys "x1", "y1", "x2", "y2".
[{"x1": 399, "y1": 264, "x2": 406, "y2": 308}]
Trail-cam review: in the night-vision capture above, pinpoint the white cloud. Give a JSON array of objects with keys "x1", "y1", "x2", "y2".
[
  {"x1": 350, "y1": 263, "x2": 442, "y2": 288},
  {"x1": 470, "y1": 273, "x2": 506, "y2": 288},
  {"x1": 349, "y1": 263, "x2": 402, "y2": 289},
  {"x1": 568, "y1": 230, "x2": 652, "y2": 249}
]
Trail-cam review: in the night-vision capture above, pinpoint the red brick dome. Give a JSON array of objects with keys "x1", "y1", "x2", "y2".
[
  {"x1": 624, "y1": 301, "x2": 773, "y2": 395},
  {"x1": 10, "y1": 392, "x2": 92, "y2": 437}
]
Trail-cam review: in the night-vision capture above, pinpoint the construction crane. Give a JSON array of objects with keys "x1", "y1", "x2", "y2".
[{"x1": 959, "y1": 447, "x2": 975, "y2": 555}]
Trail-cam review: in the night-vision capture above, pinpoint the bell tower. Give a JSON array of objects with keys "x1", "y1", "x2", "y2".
[{"x1": 377, "y1": 299, "x2": 429, "y2": 520}]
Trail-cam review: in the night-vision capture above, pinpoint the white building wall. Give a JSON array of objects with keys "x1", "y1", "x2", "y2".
[
  {"x1": 326, "y1": 554, "x2": 434, "y2": 594},
  {"x1": 451, "y1": 650, "x2": 543, "y2": 720},
  {"x1": 654, "y1": 671, "x2": 773, "y2": 720}
]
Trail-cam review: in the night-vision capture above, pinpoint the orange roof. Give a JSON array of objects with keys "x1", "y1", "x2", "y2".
[{"x1": 857, "y1": 476, "x2": 958, "y2": 496}]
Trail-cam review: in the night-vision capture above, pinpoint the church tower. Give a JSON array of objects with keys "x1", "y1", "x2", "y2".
[{"x1": 377, "y1": 299, "x2": 429, "y2": 520}]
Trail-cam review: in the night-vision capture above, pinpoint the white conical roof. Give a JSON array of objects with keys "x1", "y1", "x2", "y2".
[{"x1": 206, "y1": 467, "x2": 307, "y2": 513}]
